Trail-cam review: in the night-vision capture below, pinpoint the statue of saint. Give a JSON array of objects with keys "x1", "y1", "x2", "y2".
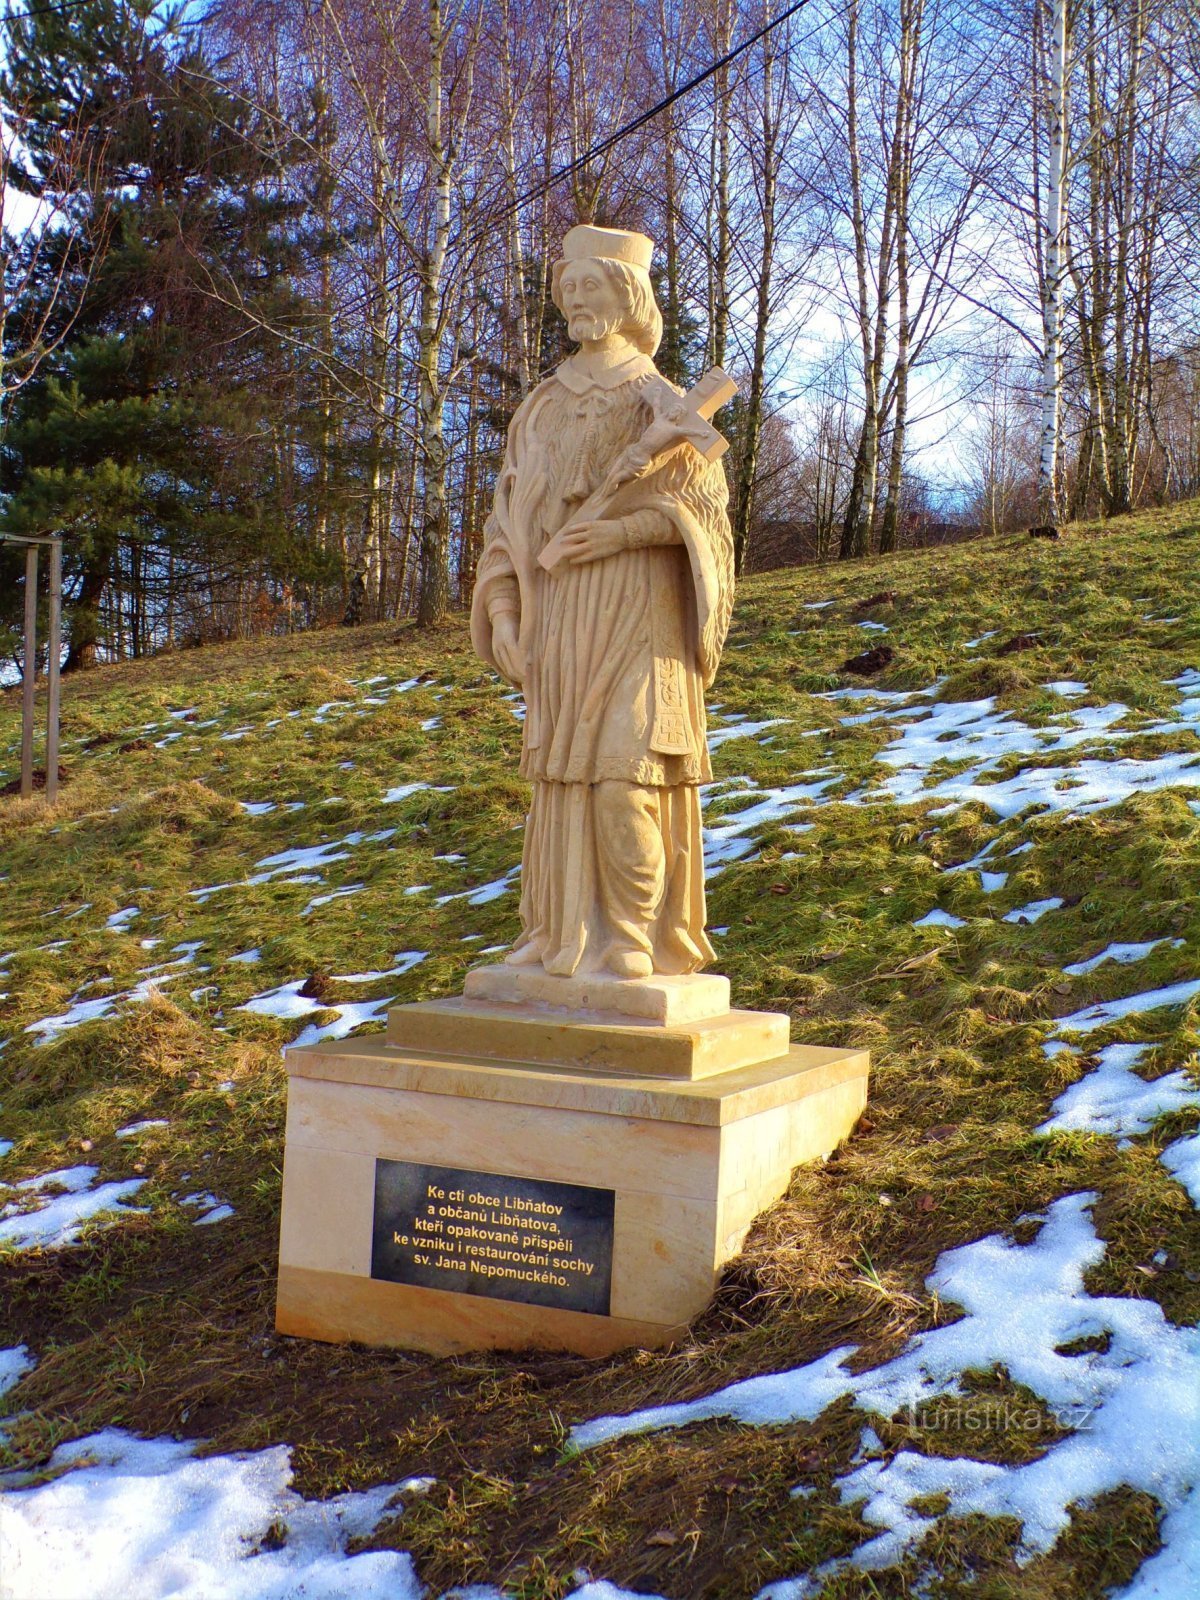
[{"x1": 470, "y1": 224, "x2": 735, "y2": 981}]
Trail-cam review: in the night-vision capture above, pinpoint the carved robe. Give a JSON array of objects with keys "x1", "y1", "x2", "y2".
[{"x1": 471, "y1": 351, "x2": 734, "y2": 976}]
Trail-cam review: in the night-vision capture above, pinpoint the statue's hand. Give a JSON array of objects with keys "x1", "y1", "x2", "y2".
[
  {"x1": 555, "y1": 520, "x2": 626, "y2": 565},
  {"x1": 490, "y1": 613, "x2": 524, "y2": 686}
]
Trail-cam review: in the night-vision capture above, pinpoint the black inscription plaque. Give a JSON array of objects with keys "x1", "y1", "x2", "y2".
[{"x1": 371, "y1": 1158, "x2": 615, "y2": 1316}]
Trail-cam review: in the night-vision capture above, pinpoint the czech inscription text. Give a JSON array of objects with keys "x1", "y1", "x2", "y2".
[{"x1": 371, "y1": 1158, "x2": 614, "y2": 1316}]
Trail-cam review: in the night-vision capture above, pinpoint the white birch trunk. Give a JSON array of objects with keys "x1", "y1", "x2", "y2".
[{"x1": 1037, "y1": 0, "x2": 1069, "y2": 526}]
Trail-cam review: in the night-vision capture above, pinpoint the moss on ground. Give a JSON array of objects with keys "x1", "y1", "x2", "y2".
[{"x1": 1, "y1": 503, "x2": 1199, "y2": 1596}]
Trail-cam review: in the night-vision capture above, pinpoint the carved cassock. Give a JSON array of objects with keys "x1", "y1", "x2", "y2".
[{"x1": 471, "y1": 225, "x2": 735, "y2": 979}]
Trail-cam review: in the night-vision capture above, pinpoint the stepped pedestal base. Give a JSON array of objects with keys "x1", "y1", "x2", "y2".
[{"x1": 275, "y1": 988, "x2": 868, "y2": 1358}]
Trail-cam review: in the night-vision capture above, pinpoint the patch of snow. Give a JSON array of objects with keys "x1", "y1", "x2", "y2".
[
  {"x1": 943, "y1": 838, "x2": 999, "y2": 874},
  {"x1": 0, "y1": 1166, "x2": 146, "y2": 1249},
  {"x1": 1003, "y1": 897, "x2": 1063, "y2": 924},
  {"x1": 237, "y1": 982, "x2": 317, "y2": 1022},
  {"x1": 382, "y1": 782, "x2": 454, "y2": 805},
  {"x1": 1161, "y1": 1136, "x2": 1200, "y2": 1207},
  {"x1": 0, "y1": 1429, "x2": 424, "y2": 1600},
  {"x1": 706, "y1": 716, "x2": 789, "y2": 751},
  {"x1": 237, "y1": 983, "x2": 394, "y2": 1049},
  {"x1": 913, "y1": 910, "x2": 966, "y2": 928},
  {"x1": 703, "y1": 776, "x2": 834, "y2": 874},
  {"x1": 1051, "y1": 979, "x2": 1200, "y2": 1037},
  {"x1": 963, "y1": 630, "x2": 997, "y2": 649},
  {"x1": 302, "y1": 884, "x2": 364, "y2": 917},
  {"x1": 857, "y1": 620, "x2": 889, "y2": 632},
  {"x1": 980, "y1": 871, "x2": 1008, "y2": 893},
  {"x1": 574, "y1": 1195, "x2": 1200, "y2": 1593},
  {"x1": 105, "y1": 907, "x2": 139, "y2": 931},
  {"x1": 115, "y1": 1120, "x2": 168, "y2": 1139},
  {"x1": 25, "y1": 994, "x2": 122, "y2": 1043},
  {"x1": 228, "y1": 949, "x2": 261, "y2": 965},
  {"x1": 194, "y1": 1204, "x2": 234, "y2": 1226},
  {"x1": 292, "y1": 997, "x2": 392, "y2": 1050},
  {"x1": 331, "y1": 953, "x2": 427, "y2": 983},
  {"x1": 435, "y1": 867, "x2": 521, "y2": 908},
  {"x1": 239, "y1": 801, "x2": 276, "y2": 816},
  {"x1": 858, "y1": 682, "x2": 1200, "y2": 818},
  {"x1": 1038, "y1": 1043, "x2": 1199, "y2": 1140},
  {"x1": 1, "y1": 1344, "x2": 32, "y2": 1403},
  {"x1": 1062, "y1": 938, "x2": 1183, "y2": 976},
  {"x1": 1045, "y1": 681, "x2": 1089, "y2": 696}
]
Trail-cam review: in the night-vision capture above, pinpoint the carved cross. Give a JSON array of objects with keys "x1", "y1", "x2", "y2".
[
  {"x1": 660, "y1": 366, "x2": 739, "y2": 462},
  {"x1": 537, "y1": 365, "x2": 739, "y2": 572}
]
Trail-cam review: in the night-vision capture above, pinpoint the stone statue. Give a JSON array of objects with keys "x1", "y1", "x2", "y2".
[{"x1": 471, "y1": 224, "x2": 735, "y2": 982}]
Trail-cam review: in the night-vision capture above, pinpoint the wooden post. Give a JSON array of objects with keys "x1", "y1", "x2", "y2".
[
  {"x1": 46, "y1": 539, "x2": 62, "y2": 802},
  {"x1": 20, "y1": 544, "x2": 38, "y2": 799}
]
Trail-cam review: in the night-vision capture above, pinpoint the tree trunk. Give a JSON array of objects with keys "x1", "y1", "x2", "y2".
[
  {"x1": 416, "y1": 0, "x2": 453, "y2": 628},
  {"x1": 1036, "y1": 0, "x2": 1069, "y2": 527},
  {"x1": 64, "y1": 556, "x2": 106, "y2": 671}
]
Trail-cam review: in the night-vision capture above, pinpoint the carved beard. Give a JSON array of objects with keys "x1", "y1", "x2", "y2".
[{"x1": 568, "y1": 307, "x2": 624, "y2": 343}]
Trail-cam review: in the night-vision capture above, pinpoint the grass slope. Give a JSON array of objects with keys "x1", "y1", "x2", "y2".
[{"x1": 2, "y1": 502, "x2": 1200, "y2": 1598}]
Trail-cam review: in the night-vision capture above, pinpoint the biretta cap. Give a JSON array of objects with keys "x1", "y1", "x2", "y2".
[{"x1": 560, "y1": 224, "x2": 653, "y2": 271}]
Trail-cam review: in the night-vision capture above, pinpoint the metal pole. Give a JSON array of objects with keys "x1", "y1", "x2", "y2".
[
  {"x1": 20, "y1": 544, "x2": 38, "y2": 798},
  {"x1": 46, "y1": 539, "x2": 62, "y2": 802}
]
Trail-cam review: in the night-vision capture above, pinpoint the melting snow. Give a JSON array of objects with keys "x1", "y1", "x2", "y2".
[
  {"x1": 1162, "y1": 1138, "x2": 1200, "y2": 1206},
  {"x1": 0, "y1": 1166, "x2": 146, "y2": 1249},
  {"x1": 1003, "y1": 897, "x2": 1063, "y2": 924},
  {"x1": 1051, "y1": 979, "x2": 1200, "y2": 1037},
  {"x1": 1, "y1": 1344, "x2": 32, "y2": 1401},
  {"x1": 1038, "y1": 1043, "x2": 1199, "y2": 1140},
  {"x1": 382, "y1": 783, "x2": 453, "y2": 805},
  {"x1": 330, "y1": 953, "x2": 426, "y2": 983},
  {"x1": 706, "y1": 716, "x2": 789, "y2": 751},
  {"x1": 237, "y1": 983, "x2": 394, "y2": 1049},
  {"x1": 1062, "y1": 938, "x2": 1183, "y2": 976},
  {"x1": 302, "y1": 884, "x2": 364, "y2": 917},
  {"x1": 0, "y1": 1429, "x2": 424, "y2": 1600},
  {"x1": 703, "y1": 778, "x2": 831, "y2": 873},
  {"x1": 575, "y1": 1194, "x2": 1200, "y2": 1593},
  {"x1": 435, "y1": 867, "x2": 521, "y2": 907},
  {"x1": 913, "y1": 910, "x2": 966, "y2": 928}
]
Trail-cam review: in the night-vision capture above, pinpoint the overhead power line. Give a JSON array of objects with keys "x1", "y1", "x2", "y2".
[
  {"x1": 478, "y1": 0, "x2": 814, "y2": 237},
  {"x1": 3, "y1": 0, "x2": 108, "y2": 24}
]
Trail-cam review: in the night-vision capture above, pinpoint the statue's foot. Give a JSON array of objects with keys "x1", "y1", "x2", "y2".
[
  {"x1": 606, "y1": 949, "x2": 653, "y2": 980},
  {"x1": 504, "y1": 940, "x2": 545, "y2": 967},
  {"x1": 543, "y1": 951, "x2": 579, "y2": 977}
]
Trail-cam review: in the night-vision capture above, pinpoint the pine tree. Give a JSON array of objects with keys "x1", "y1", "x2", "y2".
[{"x1": 1, "y1": 0, "x2": 342, "y2": 665}]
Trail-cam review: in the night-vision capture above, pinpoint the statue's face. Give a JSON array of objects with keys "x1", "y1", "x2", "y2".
[{"x1": 559, "y1": 258, "x2": 626, "y2": 343}]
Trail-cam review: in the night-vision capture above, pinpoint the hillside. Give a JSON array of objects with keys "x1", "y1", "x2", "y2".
[{"x1": 2, "y1": 502, "x2": 1200, "y2": 1599}]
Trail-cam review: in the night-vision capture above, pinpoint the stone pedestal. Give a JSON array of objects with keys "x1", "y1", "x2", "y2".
[{"x1": 275, "y1": 974, "x2": 868, "y2": 1358}]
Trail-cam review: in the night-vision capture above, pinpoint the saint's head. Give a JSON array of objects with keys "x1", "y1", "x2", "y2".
[{"x1": 551, "y1": 225, "x2": 663, "y2": 357}]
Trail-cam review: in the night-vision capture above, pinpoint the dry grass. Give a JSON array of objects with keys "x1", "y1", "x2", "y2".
[{"x1": 1, "y1": 505, "x2": 1199, "y2": 1594}]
